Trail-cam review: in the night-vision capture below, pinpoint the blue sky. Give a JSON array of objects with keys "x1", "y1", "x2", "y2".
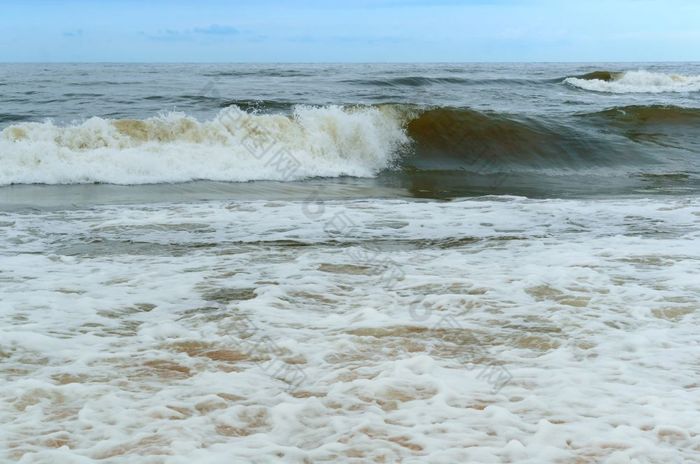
[{"x1": 1, "y1": 0, "x2": 699, "y2": 62}]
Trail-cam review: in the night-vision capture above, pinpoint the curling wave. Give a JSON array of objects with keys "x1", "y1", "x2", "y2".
[
  {"x1": 405, "y1": 108, "x2": 612, "y2": 171},
  {"x1": 564, "y1": 70, "x2": 700, "y2": 93}
]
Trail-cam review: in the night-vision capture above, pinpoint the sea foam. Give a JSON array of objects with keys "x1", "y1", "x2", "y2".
[{"x1": 2, "y1": 196, "x2": 699, "y2": 462}]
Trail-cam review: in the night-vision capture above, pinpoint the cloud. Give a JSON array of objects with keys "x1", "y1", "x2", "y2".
[
  {"x1": 193, "y1": 25, "x2": 239, "y2": 36},
  {"x1": 145, "y1": 24, "x2": 239, "y2": 41},
  {"x1": 62, "y1": 29, "x2": 83, "y2": 38},
  {"x1": 289, "y1": 34, "x2": 407, "y2": 45}
]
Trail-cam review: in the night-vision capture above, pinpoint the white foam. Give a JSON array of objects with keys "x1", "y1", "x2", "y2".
[
  {"x1": 1, "y1": 196, "x2": 700, "y2": 462},
  {"x1": 565, "y1": 70, "x2": 700, "y2": 93},
  {"x1": 0, "y1": 105, "x2": 409, "y2": 185}
]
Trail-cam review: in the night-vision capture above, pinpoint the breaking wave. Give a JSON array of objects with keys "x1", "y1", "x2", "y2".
[
  {"x1": 1, "y1": 104, "x2": 699, "y2": 186},
  {"x1": 564, "y1": 70, "x2": 700, "y2": 93},
  {"x1": 0, "y1": 106, "x2": 409, "y2": 185}
]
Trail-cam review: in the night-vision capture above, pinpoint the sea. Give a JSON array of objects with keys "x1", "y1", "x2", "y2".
[{"x1": 1, "y1": 63, "x2": 699, "y2": 463}]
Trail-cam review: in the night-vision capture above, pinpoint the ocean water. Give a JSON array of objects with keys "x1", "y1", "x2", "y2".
[{"x1": 1, "y1": 64, "x2": 700, "y2": 463}]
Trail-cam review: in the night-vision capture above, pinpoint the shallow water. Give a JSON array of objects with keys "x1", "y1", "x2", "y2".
[{"x1": 1, "y1": 64, "x2": 700, "y2": 463}]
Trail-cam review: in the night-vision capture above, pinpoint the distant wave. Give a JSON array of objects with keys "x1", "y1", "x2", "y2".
[
  {"x1": 0, "y1": 113, "x2": 31, "y2": 124},
  {"x1": 585, "y1": 105, "x2": 700, "y2": 124},
  {"x1": 201, "y1": 70, "x2": 313, "y2": 78},
  {"x1": 581, "y1": 105, "x2": 700, "y2": 151},
  {"x1": 1, "y1": 104, "x2": 698, "y2": 186},
  {"x1": 568, "y1": 71, "x2": 625, "y2": 82},
  {"x1": 344, "y1": 76, "x2": 554, "y2": 87},
  {"x1": 564, "y1": 70, "x2": 700, "y2": 93},
  {"x1": 343, "y1": 76, "x2": 473, "y2": 87}
]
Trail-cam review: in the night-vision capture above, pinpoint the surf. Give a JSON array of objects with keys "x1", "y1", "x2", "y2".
[{"x1": 1, "y1": 103, "x2": 699, "y2": 186}]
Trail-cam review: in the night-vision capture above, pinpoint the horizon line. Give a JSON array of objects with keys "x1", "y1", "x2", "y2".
[{"x1": 1, "y1": 60, "x2": 699, "y2": 65}]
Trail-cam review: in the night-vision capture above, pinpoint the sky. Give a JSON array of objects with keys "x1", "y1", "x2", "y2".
[{"x1": 1, "y1": 0, "x2": 699, "y2": 62}]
